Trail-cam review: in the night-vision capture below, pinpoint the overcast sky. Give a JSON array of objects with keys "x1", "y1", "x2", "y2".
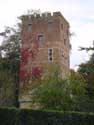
[{"x1": 0, "y1": 0, "x2": 94, "y2": 70}]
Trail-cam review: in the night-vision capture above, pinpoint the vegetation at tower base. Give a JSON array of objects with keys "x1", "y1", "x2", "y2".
[
  {"x1": 31, "y1": 67, "x2": 88, "y2": 111},
  {"x1": 0, "y1": 108, "x2": 94, "y2": 125}
]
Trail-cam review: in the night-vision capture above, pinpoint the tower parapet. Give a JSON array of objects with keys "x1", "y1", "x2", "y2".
[{"x1": 21, "y1": 11, "x2": 69, "y2": 24}]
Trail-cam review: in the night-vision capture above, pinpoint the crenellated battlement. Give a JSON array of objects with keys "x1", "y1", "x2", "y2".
[
  {"x1": 21, "y1": 11, "x2": 64, "y2": 20},
  {"x1": 20, "y1": 11, "x2": 69, "y2": 25}
]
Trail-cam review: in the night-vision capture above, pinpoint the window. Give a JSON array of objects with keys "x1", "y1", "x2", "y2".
[
  {"x1": 64, "y1": 39, "x2": 66, "y2": 46},
  {"x1": 66, "y1": 29, "x2": 69, "y2": 36},
  {"x1": 48, "y1": 21, "x2": 53, "y2": 30},
  {"x1": 48, "y1": 48, "x2": 53, "y2": 62},
  {"x1": 61, "y1": 49, "x2": 64, "y2": 57},
  {"x1": 28, "y1": 24, "x2": 32, "y2": 32},
  {"x1": 38, "y1": 35, "x2": 44, "y2": 44},
  {"x1": 61, "y1": 24, "x2": 63, "y2": 30}
]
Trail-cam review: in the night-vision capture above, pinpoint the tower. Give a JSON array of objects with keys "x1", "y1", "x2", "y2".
[{"x1": 20, "y1": 11, "x2": 70, "y2": 108}]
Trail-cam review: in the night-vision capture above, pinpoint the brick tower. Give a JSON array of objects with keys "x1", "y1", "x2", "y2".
[{"x1": 20, "y1": 11, "x2": 70, "y2": 108}]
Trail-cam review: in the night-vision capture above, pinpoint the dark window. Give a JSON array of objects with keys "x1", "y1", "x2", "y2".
[
  {"x1": 38, "y1": 35, "x2": 44, "y2": 43},
  {"x1": 28, "y1": 24, "x2": 32, "y2": 32},
  {"x1": 49, "y1": 48, "x2": 52, "y2": 54},
  {"x1": 64, "y1": 39, "x2": 66, "y2": 46},
  {"x1": 67, "y1": 29, "x2": 69, "y2": 36},
  {"x1": 61, "y1": 24, "x2": 63, "y2": 30},
  {"x1": 49, "y1": 57, "x2": 52, "y2": 61},
  {"x1": 61, "y1": 49, "x2": 64, "y2": 57},
  {"x1": 48, "y1": 48, "x2": 53, "y2": 62}
]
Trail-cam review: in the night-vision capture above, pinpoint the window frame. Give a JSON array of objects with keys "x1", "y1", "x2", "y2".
[
  {"x1": 48, "y1": 21, "x2": 54, "y2": 30},
  {"x1": 28, "y1": 23, "x2": 32, "y2": 32},
  {"x1": 37, "y1": 34, "x2": 44, "y2": 44},
  {"x1": 48, "y1": 48, "x2": 53, "y2": 62},
  {"x1": 61, "y1": 23, "x2": 63, "y2": 30},
  {"x1": 64, "y1": 39, "x2": 66, "y2": 46}
]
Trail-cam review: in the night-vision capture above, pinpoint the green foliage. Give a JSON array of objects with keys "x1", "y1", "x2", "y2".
[
  {"x1": 78, "y1": 53, "x2": 94, "y2": 96},
  {"x1": 0, "y1": 108, "x2": 94, "y2": 125},
  {"x1": 0, "y1": 25, "x2": 21, "y2": 80},
  {"x1": 70, "y1": 70, "x2": 86, "y2": 96},
  {"x1": 78, "y1": 43, "x2": 94, "y2": 111},
  {"x1": 0, "y1": 69, "x2": 15, "y2": 106},
  {"x1": 31, "y1": 78, "x2": 71, "y2": 110},
  {"x1": 78, "y1": 42, "x2": 94, "y2": 86},
  {"x1": 0, "y1": 25, "x2": 21, "y2": 107},
  {"x1": 31, "y1": 65, "x2": 71, "y2": 110},
  {"x1": 31, "y1": 67, "x2": 88, "y2": 111},
  {"x1": 78, "y1": 62, "x2": 94, "y2": 95},
  {"x1": 0, "y1": 26, "x2": 21, "y2": 59},
  {"x1": 68, "y1": 70, "x2": 88, "y2": 111}
]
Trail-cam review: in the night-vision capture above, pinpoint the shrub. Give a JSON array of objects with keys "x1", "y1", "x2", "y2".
[{"x1": 0, "y1": 108, "x2": 94, "y2": 125}]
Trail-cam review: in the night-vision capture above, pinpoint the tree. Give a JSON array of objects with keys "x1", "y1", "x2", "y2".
[
  {"x1": 0, "y1": 24, "x2": 21, "y2": 107},
  {"x1": 78, "y1": 62, "x2": 94, "y2": 97},
  {"x1": 78, "y1": 41, "x2": 94, "y2": 111},
  {"x1": 69, "y1": 70, "x2": 88, "y2": 111},
  {"x1": 79, "y1": 41, "x2": 94, "y2": 52},
  {"x1": 78, "y1": 41, "x2": 94, "y2": 98}
]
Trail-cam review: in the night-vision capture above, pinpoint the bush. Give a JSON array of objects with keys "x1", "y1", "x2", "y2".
[
  {"x1": 31, "y1": 78, "x2": 72, "y2": 110},
  {"x1": 0, "y1": 108, "x2": 94, "y2": 125}
]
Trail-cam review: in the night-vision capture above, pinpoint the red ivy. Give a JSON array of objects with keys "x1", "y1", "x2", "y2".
[
  {"x1": 31, "y1": 67, "x2": 42, "y2": 80},
  {"x1": 20, "y1": 69, "x2": 30, "y2": 81},
  {"x1": 21, "y1": 48, "x2": 30, "y2": 64},
  {"x1": 20, "y1": 34, "x2": 42, "y2": 82}
]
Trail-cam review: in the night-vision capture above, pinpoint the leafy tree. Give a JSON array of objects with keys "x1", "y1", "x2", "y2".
[
  {"x1": 0, "y1": 25, "x2": 21, "y2": 58},
  {"x1": 0, "y1": 24, "x2": 21, "y2": 107},
  {"x1": 78, "y1": 41, "x2": 94, "y2": 111},
  {"x1": 78, "y1": 62, "x2": 94, "y2": 97},
  {"x1": 78, "y1": 41, "x2": 94, "y2": 98}
]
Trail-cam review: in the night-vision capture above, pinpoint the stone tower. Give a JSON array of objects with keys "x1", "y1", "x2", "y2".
[
  {"x1": 20, "y1": 11, "x2": 70, "y2": 108},
  {"x1": 21, "y1": 11, "x2": 70, "y2": 79}
]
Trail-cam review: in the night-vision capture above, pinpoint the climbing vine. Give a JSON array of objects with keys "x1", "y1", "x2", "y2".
[{"x1": 20, "y1": 34, "x2": 42, "y2": 82}]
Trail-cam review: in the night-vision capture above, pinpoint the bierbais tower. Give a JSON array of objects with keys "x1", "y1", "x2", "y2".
[{"x1": 20, "y1": 11, "x2": 71, "y2": 108}]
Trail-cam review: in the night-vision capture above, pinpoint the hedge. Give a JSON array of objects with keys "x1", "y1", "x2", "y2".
[{"x1": 0, "y1": 107, "x2": 94, "y2": 125}]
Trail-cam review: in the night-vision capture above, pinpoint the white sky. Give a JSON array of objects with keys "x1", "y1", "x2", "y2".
[{"x1": 0, "y1": 0, "x2": 94, "y2": 70}]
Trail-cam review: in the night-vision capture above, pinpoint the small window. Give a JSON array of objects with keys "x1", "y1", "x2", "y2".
[
  {"x1": 64, "y1": 39, "x2": 66, "y2": 46},
  {"x1": 38, "y1": 35, "x2": 44, "y2": 44},
  {"x1": 48, "y1": 48, "x2": 53, "y2": 62},
  {"x1": 61, "y1": 24, "x2": 63, "y2": 30},
  {"x1": 48, "y1": 21, "x2": 53, "y2": 30},
  {"x1": 28, "y1": 24, "x2": 32, "y2": 32},
  {"x1": 67, "y1": 29, "x2": 69, "y2": 36},
  {"x1": 61, "y1": 49, "x2": 64, "y2": 57}
]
